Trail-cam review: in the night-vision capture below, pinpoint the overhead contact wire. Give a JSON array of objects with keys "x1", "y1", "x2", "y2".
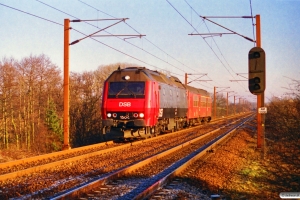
[
  {"x1": 168, "y1": 0, "x2": 249, "y2": 91},
  {"x1": 77, "y1": 0, "x2": 201, "y2": 75},
  {"x1": 184, "y1": 0, "x2": 247, "y2": 90},
  {"x1": 0, "y1": 3, "x2": 63, "y2": 26},
  {"x1": 34, "y1": 0, "x2": 182, "y2": 76},
  {"x1": 249, "y1": 0, "x2": 256, "y2": 46},
  {"x1": 36, "y1": 0, "x2": 185, "y2": 77},
  {"x1": 166, "y1": 0, "x2": 228, "y2": 87},
  {"x1": 0, "y1": 2, "x2": 164, "y2": 73}
]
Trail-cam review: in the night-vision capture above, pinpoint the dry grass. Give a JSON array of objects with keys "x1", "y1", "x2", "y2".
[{"x1": 185, "y1": 126, "x2": 300, "y2": 200}]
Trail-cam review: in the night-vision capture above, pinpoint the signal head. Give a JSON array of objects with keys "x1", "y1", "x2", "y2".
[{"x1": 248, "y1": 47, "x2": 266, "y2": 95}]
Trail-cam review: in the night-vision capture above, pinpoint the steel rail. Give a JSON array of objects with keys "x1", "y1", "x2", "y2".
[
  {"x1": 0, "y1": 113, "x2": 237, "y2": 170},
  {"x1": 0, "y1": 120, "x2": 216, "y2": 182},
  {"x1": 130, "y1": 115, "x2": 254, "y2": 200},
  {"x1": 0, "y1": 117, "x2": 224, "y2": 182},
  {"x1": 0, "y1": 112, "x2": 244, "y2": 182},
  {"x1": 0, "y1": 113, "x2": 252, "y2": 200},
  {"x1": 48, "y1": 114, "x2": 253, "y2": 199},
  {"x1": 0, "y1": 111, "x2": 241, "y2": 181},
  {"x1": 0, "y1": 141, "x2": 114, "y2": 170}
]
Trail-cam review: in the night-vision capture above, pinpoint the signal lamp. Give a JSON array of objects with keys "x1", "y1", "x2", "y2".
[
  {"x1": 249, "y1": 77, "x2": 261, "y2": 90},
  {"x1": 248, "y1": 47, "x2": 266, "y2": 95},
  {"x1": 112, "y1": 113, "x2": 117, "y2": 118},
  {"x1": 133, "y1": 113, "x2": 138, "y2": 118}
]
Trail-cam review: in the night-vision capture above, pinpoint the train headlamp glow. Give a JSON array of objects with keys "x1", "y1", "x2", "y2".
[
  {"x1": 124, "y1": 75, "x2": 130, "y2": 80},
  {"x1": 107, "y1": 113, "x2": 112, "y2": 118},
  {"x1": 139, "y1": 113, "x2": 144, "y2": 118}
]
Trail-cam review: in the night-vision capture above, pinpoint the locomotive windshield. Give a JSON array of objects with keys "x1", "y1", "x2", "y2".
[{"x1": 108, "y1": 82, "x2": 145, "y2": 98}]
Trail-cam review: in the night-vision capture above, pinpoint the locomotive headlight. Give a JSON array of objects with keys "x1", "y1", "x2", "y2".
[
  {"x1": 107, "y1": 113, "x2": 112, "y2": 118},
  {"x1": 124, "y1": 75, "x2": 130, "y2": 80},
  {"x1": 139, "y1": 113, "x2": 144, "y2": 118}
]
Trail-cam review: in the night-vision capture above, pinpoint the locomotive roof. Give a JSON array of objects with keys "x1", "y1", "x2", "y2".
[
  {"x1": 122, "y1": 67, "x2": 186, "y2": 89},
  {"x1": 118, "y1": 67, "x2": 210, "y2": 96}
]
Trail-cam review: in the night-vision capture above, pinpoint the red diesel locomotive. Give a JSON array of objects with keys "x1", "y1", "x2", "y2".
[{"x1": 101, "y1": 67, "x2": 211, "y2": 137}]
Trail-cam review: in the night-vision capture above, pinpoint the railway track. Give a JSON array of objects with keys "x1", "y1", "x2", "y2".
[
  {"x1": 0, "y1": 113, "x2": 252, "y2": 199},
  {"x1": 150, "y1": 118, "x2": 257, "y2": 199},
  {"x1": 0, "y1": 114, "x2": 240, "y2": 178},
  {"x1": 0, "y1": 141, "x2": 122, "y2": 180},
  {"x1": 0, "y1": 114, "x2": 239, "y2": 179},
  {"x1": 49, "y1": 115, "x2": 253, "y2": 200}
]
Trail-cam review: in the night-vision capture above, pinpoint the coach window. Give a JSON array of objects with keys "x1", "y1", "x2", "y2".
[
  {"x1": 193, "y1": 96, "x2": 195, "y2": 107},
  {"x1": 193, "y1": 95, "x2": 198, "y2": 107},
  {"x1": 201, "y1": 97, "x2": 206, "y2": 107},
  {"x1": 207, "y1": 98, "x2": 211, "y2": 107}
]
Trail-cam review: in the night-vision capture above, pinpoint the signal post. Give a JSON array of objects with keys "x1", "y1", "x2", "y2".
[
  {"x1": 248, "y1": 15, "x2": 266, "y2": 157},
  {"x1": 190, "y1": 14, "x2": 266, "y2": 155}
]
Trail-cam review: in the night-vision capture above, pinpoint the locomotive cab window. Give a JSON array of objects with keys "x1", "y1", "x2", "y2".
[{"x1": 108, "y1": 82, "x2": 145, "y2": 98}]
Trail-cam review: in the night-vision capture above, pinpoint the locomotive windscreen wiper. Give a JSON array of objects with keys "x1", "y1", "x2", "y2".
[
  {"x1": 127, "y1": 87, "x2": 136, "y2": 98},
  {"x1": 115, "y1": 88, "x2": 126, "y2": 98},
  {"x1": 115, "y1": 84, "x2": 136, "y2": 98}
]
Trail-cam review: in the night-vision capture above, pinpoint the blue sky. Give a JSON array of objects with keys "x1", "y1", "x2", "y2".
[{"x1": 1, "y1": 0, "x2": 299, "y2": 103}]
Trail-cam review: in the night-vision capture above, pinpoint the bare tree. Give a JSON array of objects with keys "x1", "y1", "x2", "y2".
[
  {"x1": 69, "y1": 63, "x2": 134, "y2": 147},
  {"x1": 211, "y1": 93, "x2": 227, "y2": 118},
  {"x1": 15, "y1": 54, "x2": 62, "y2": 152},
  {"x1": 0, "y1": 57, "x2": 18, "y2": 149},
  {"x1": 0, "y1": 60, "x2": 140, "y2": 152}
]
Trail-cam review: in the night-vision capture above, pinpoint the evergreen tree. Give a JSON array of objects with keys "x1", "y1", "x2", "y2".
[{"x1": 45, "y1": 98, "x2": 63, "y2": 151}]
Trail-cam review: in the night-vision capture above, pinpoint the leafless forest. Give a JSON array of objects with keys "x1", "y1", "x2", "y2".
[
  {"x1": 0, "y1": 54, "x2": 135, "y2": 153},
  {"x1": 0, "y1": 54, "x2": 299, "y2": 157}
]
